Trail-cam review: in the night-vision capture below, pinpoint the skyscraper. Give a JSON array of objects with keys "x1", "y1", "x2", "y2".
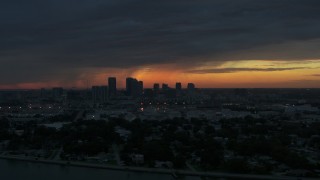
[
  {"x1": 126, "y1": 77, "x2": 143, "y2": 97},
  {"x1": 153, "y1": 83, "x2": 160, "y2": 92},
  {"x1": 153, "y1": 83, "x2": 160, "y2": 96},
  {"x1": 138, "y1": 81, "x2": 143, "y2": 95},
  {"x1": 187, "y1": 83, "x2": 195, "y2": 91},
  {"x1": 126, "y1": 77, "x2": 135, "y2": 96},
  {"x1": 162, "y1": 83, "x2": 169, "y2": 91},
  {"x1": 108, "y1": 77, "x2": 117, "y2": 97}
]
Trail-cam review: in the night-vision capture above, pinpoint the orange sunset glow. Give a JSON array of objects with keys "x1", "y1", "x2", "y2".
[{"x1": 2, "y1": 60, "x2": 319, "y2": 89}]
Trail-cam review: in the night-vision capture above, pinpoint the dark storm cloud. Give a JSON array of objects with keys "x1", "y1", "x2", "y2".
[
  {"x1": 1, "y1": 0, "x2": 320, "y2": 84},
  {"x1": 187, "y1": 67, "x2": 308, "y2": 74}
]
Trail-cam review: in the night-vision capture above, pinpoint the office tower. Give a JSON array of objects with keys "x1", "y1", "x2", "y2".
[
  {"x1": 126, "y1": 77, "x2": 142, "y2": 97},
  {"x1": 108, "y1": 77, "x2": 117, "y2": 97},
  {"x1": 126, "y1": 77, "x2": 134, "y2": 95},
  {"x1": 138, "y1": 81, "x2": 143, "y2": 96},
  {"x1": 176, "y1": 82, "x2": 182, "y2": 91},
  {"x1": 153, "y1": 83, "x2": 160, "y2": 92},
  {"x1": 162, "y1": 83, "x2": 169, "y2": 91},
  {"x1": 187, "y1": 83, "x2": 195, "y2": 90},
  {"x1": 92, "y1": 86, "x2": 108, "y2": 103}
]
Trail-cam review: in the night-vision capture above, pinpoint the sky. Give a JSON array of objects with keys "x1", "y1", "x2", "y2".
[{"x1": 1, "y1": 0, "x2": 320, "y2": 89}]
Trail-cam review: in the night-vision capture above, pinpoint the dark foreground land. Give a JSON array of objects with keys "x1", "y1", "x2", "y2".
[{"x1": 0, "y1": 88, "x2": 319, "y2": 178}]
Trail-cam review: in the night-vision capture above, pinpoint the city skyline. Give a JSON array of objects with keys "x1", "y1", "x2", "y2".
[
  {"x1": 1, "y1": 1, "x2": 320, "y2": 89},
  {"x1": 1, "y1": 1, "x2": 319, "y2": 178}
]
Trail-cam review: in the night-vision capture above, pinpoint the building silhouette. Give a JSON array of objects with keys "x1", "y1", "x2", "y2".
[
  {"x1": 187, "y1": 83, "x2": 195, "y2": 91},
  {"x1": 162, "y1": 83, "x2": 169, "y2": 91},
  {"x1": 153, "y1": 83, "x2": 160, "y2": 93},
  {"x1": 138, "y1": 81, "x2": 143, "y2": 96},
  {"x1": 108, "y1": 77, "x2": 117, "y2": 97},
  {"x1": 126, "y1": 77, "x2": 143, "y2": 97},
  {"x1": 126, "y1": 77, "x2": 135, "y2": 96}
]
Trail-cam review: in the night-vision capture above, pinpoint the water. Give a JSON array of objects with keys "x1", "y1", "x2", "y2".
[{"x1": 0, "y1": 159, "x2": 201, "y2": 180}]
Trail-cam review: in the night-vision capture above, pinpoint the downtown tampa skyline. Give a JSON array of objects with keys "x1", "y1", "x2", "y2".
[{"x1": 1, "y1": 1, "x2": 320, "y2": 89}]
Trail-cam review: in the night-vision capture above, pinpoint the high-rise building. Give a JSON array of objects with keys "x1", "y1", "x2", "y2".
[
  {"x1": 138, "y1": 81, "x2": 143, "y2": 95},
  {"x1": 126, "y1": 77, "x2": 135, "y2": 96},
  {"x1": 187, "y1": 83, "x2": 195, "y2": 91},
  {"x1": 162, "y1": 83, "x2": 169, "y2": 91},
  {"x1": 92, "y1": 86, "x2": 108, "y2": 103},
  {"x1": 153, "y1": 83, "x2": 160, "y2": 92},
  {"x1": 108, "y1": 77, "x2": 117, "y2": 97},
  {"x1": 176, "y1": 82, "x2": 182, "y2": 91},
  {"x1": 126, "y1": 77, "x2": 143, "y2": 97}
]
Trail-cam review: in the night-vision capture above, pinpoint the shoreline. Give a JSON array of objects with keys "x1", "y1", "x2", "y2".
[
  {"x1": 0, "y1": 155, "x2": 171, "y2": 175},
  {"x1": 0, "y1": 155, "x2": 318, "y2": 180}
]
